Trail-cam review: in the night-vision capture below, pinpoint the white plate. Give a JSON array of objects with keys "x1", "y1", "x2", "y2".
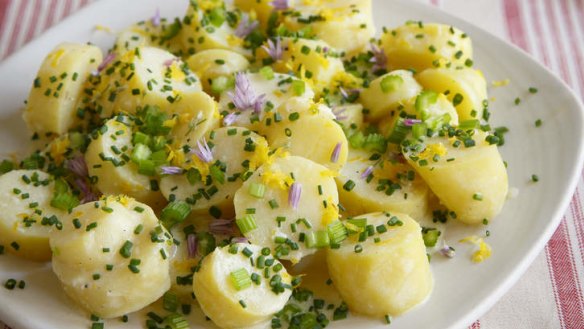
[{"x1": 0, "y1": 1, "x2": 583, "y2": 328}]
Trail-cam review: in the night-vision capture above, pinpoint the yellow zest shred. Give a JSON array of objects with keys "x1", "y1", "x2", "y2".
[
  {"x1": 169, "y1": 62, "x2": 186, "y2": 81},
  {"x1": 227, "y1": 35, "x2": 244, "y2": 47},
  {"x1": 49, "y1": 137, "x2": 71, "y2": 165},
  {"x1": 321, "y1": 197, "x2": 338, "y2": 225},
  {"x1": 49, "y1": 48, "x2": 65, "y2": 68},
  {"x1": 163, "y1": 117, "x2": 178, "y2": 129},
  {"x1": 320, "y1": 169, "x2": 338, "y2": 178},
  {"x1": 491, "y1": 79, "x2": 510, "y2": 87},
  {"x1": 419, "y1": 143, "x2": 447, "y2": 160},
  {"x1": 94, "y1": 25, "x2": 113, "y2": 33},
  {"x1": 261, "y1": 169, "x2": 294, "y2": 191},
  {"x1": 248, "y1": 141, "x2": 270, "y2": 170},
  {"x1": 460, "y1": 235, "x2": 492, "y2": 263}
]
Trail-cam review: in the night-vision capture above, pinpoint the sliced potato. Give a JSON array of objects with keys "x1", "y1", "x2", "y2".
[
  {"x1": 186, "y1": 49, "x2": 250, "y2": 94},
  {"x1": 336, "y1": 148, "x2": 430, "y2": 220},
  {"x1": 169, "y1": 91, "x2": 221, "y2": 149},
  {"x1": 403, "y1": 131, "x2": 508, "y2": 224},
  {"x1": 416, "y1": 68, "x2": 487, "y2": 121},
  {"x1": 85, "y1": 118, "x2": 165, "y2": 206},
  {"x1": 327, "y1": 212, "x2": 433, "y2": 317},
  {"x1": 380, "y1": 23, "x2": 472, "y2": 72},
  {"x1": 23, "y1": 43, "x2": 102, "y2": 135},
  {"x1": 233, "y1": 155, "x2": 339, "y2": 263},
  {"x1": 160, "y1": 127, "x2": 269, "y2": 219},
  {"x1": 0, "y1": 170, "x2": 67, "y2": 261},
  {"x1": 332, "y1": 103, "x2": 365, "y2": 131},
  {"x1": 49, "y1": 195, "x2": 173, "y2": 318},
  {"x1": 113, "y1": 20, "x2": 184, "y2": 56},
  {"x1": 193, "y1": 243, "x2": 292, "y2": 329}
]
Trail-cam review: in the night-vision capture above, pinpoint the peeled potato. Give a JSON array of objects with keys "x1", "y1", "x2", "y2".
[
  {"x1": 193, "y1": 243, "x2": 292, "y2": 329},
  {"x1": 416, "y1": 68, "x2": 487, "y2": 121},
  {"x1": 403, "y1": 131, "x2": 508, "y2": 224},
  {"x1": 0, "y1": 170, "x2": 67, "y2": 261},
  {"x1": 186, "y1": 49, "x2": 250, "y2": 95},
  {"x1": 49, "y1": 195, "x2": 173, "y2": 318},
  {"x1": 23, "y1": 43, "x2": 102, "y2": 135},
  {"x1": 327, "y1": 212, "x2": 433, "y2": 317},
  {"x1": 233, "y1": 155, "x2": 339, "y2": 263},
  {"x1": 380, "y1": 23, "x2": 472, "y2": 72},
  {"x1": 169, "y1": 90, "x2": 221, "y2": 149},
  {"x1": 336, "y1": 148, "x2": 430, "y2": 220}
]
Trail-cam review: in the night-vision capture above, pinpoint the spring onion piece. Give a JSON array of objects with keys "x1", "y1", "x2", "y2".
[
  {"x1": 415, "y1": 90, "x2": 439, "y2": 117},
  {"x1": 211, "y1": 76, "x2": 235, "y2": 94},
  {"x1": 259, "y1": 66, "x2": 275, "y2": 80},
  {"x1": 386, "y1": 118, "x2": 411, "y2": 144},
  {"x1": 458, "y1": 119, "x2": 480, "y2": 131},
  {"x1": 330, "y1": 143, "x2": 342, "y2": 163},
  {"x1": 197, "y1": 232, "x2": 217, "y2": 257},
  {"x1": 160, "y1": 201, "x2": 192, "y2": 229},
  {"x1": 131, "y1": 143, "x2": 152, "y2": 164},
  {"x1": 345, "y1": 218, "x2": 367, "y2": 233},
  {"x1": 164, "y1": 313, "x2": 189, "y2": 329},
  {"x1": 230, "y1": 268, "x2": 252, "y2": 290},
  {"x1": 380, "y1": 74, "x2": 403, "y2": 93},
  {"x1": 412, "y1": 123, "x2": 427, "y2": 140},
  {"x1": 236, "y1": 214, "x2": 258, "y2": 234},
  {"x1": 327, "y1": 221, "x2": 348, "y2": 245},
  {"x1": 51, "y1": 179, "x2": 79, "y2": 211},
  {"x1": 288, "y1": 182, "x2": 302, "y2": 209},
  {"x1": 291, "y1": 80, "x2": 306, "y2": 96},
  {"x1": 421, "y1": 228, "x2": 441, "y2": 247},
  {"x1": 248, "y1": 183, "x2": 266, "y2": 198},
  {"x1": 305, "y1": 230, "x2": 330, "y2": 248},
  {"x1": 163, "y1": 291, "x2": 179, "y2": 312}
]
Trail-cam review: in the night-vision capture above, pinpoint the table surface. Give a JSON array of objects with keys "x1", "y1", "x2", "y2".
[{"x1": 0, "y1": 0, "x2": 583, "y2": 328}]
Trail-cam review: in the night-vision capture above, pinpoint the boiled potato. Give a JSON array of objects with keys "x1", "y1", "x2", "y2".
[
  {"x1": 380, "y1": 22, "x2": 472, "y2": 72},
  {"x1": 85, "y1": 117, "x2": 165, "y2": 206},
  {"x1": 327, "y1": 212, "x2": 433, "y2": 317},
  {"x1": 49, "y1": 195, "x2": 173, "y2": 318},
  {"x1": 186, "y1": 49, "x2": 250, "y2": 94},
  {"x1": 359, "y1": 70, "x2": 422, "y2": 122},
  {"x1": 93, "y1": 47, "x2": 202, "y2": 117},
  {"x1": 333, "y1": 102, "x2": 365, "y2": 131},
  {"x1": 160, "y1": 127, "x2": 270, "y2": 219},
  {"x1": 233, "y1": 0, "x2": 273, "y2": 28},
  {"x1": 416, "y1": 68, "x2": 488, "y2": 121},
  {"x1": 219, "y1": 72, "x2": 315, "y2": 129},
  {"x1": 23, "y1": 43, "x2": 102, "y2": 135},
  {"x1": 193, "y1": 243, "x2": 292, "y2": 329},
  {"x1": 283, "y1": 0, "x2": 374, "y2": 56},
  {"x1": 336, "y1": 148, "x2": 430, "y2": 220},
  {"x1": 260, "y1": 97, "x2": 348, "y2": 171},
  {"x1": 169, "y1": 91, "x2": 221, "y2": 149},
  {"x1": 0, "y1": 170, "x2": 67, "y2": 261},
  {"x1": 113, "y1": 20, "x2": 184, "y2": 56},
  {"x1": 403, "y1": 131, "x2": 508, "y2": 224},
  {"x1": 233, "y1": 155, "x2": 339, "y2": 263}
]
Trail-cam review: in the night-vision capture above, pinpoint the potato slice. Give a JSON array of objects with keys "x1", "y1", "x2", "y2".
[
  {"x1": 49, "y1": 195, "x2": 173, "y2": 318},
  {"x1": 85, "y1": 118, "x2": 165, "y2": 206},
  {"x1": 336, "y1": 148, "x2": 430, "y2": 220},
  {"x1": 193, "y1": 243, "x2": 292, "y2": 329},
  {"x1": 160, "y1": 127, "x2": 269, "y2": 219},
  {"x1": 359, "y1": 70, "x2": 422, "y2": 122},
  {"x1": 233, "y1": 155, "x2": 339, "y2": 263},
  {"x1": 169, "y1": 91, "x2": 221, "y2": 149},
  {"x1": 403, "y1": 131, "x2": 508, "y2": 224},
  {"x1": 113, "y1": 20, "x2": 184, "y2": 56},
  {"x1": 380, "y1": 23, "x2": 472, "y2": 72},
  {"x1": 23, "y1": 43, "x2": 102, "y2": 135},
  {"x1": 0, "y1": 170, "x2": 67, "y2": 261},
  {"x1": 186, "y1": 49, "x2": 250, "y2": 95},
  {"x1": 327, "y1": 212, "x2": 433, "y2": 317},
  {"x1": 416, "y1": 68, "x2": 488, "y2": 121}
]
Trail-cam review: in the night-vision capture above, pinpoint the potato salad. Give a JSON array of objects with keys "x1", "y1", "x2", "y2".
[{"x1": 0, "y1": 0, "x2": 509, "y2": 328}]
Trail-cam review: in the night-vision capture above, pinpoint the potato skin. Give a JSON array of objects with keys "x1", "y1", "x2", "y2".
[{"x1": 327, "y1": 212, "x2": 433, "y2": 317}]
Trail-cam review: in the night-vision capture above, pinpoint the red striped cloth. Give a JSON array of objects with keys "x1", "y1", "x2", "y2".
[{"x1": 1, "y1": 1, "x2": 583, "y2": 328}]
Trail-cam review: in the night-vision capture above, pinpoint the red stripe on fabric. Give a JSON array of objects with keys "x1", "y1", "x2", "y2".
[
  {"x1": 543, "y1": 0, "x2": 573, "y2": 86},
  {"x1": 570, "y1": 190, "x2": 584, "y2": 281},
  {"x1": 43, "y1": 0, "x2": 59, "y2": 31},
  {"x1": 546, "y1": 220, "x2": 584, "y2": 329},
  {"x1": 430, "y1": 0, "x2": 439, "y2": 6},
  {"x1": 559, "y1": 0, "x2": 584, "y2": 99},
  {"x1": 5, "y1": 0, "x2": 28, "y2": 55},
  {"x1": 529, "y1": 1, "x2": 551, "y2": 67},
  {"x1": 63, "y1": 0, "x2": 73, "y2": 17},
  {"x1": 470, "y1": 320, "x2": 481, "y2": 329},
  {"x1": 0, "y1": 0, "x2": 12, "y2": 39},
  {"x1": 502, "y1": 0, "x2": 528, "y2": 51},
  {"x1": 23, "y1": 0, "x2": 43, "y2": 43}
]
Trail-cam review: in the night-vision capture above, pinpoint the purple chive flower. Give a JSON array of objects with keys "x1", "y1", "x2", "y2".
[
  {"x1": 332, "y1": 107, "x2": 348, "y2": 121},
  {"x1": 288, "y1": 182, "x2": 302, "y2": 209},
  {"x1": 96, "y1": 52, "x2": 116, "y2": 74},
  {"x1": 223, "y1": 112, "x2": 238, "y2": 126},
  {"x1": 231, "y1": 236, "x2": 249, "y2": 244},
  {"x1": 234, "y1": 14, "x2": 259, "y2": 39},
  {"x1": 439, "y1": 241, "x2": 456, "y2": 258},
  {"x1": 75, "y1": 177, "x2": 99, "y2": 203},
  {"x1": 404, "y1": 118, "x2": 422, "y2": 126},
  {"x1": 370, "y1": 43, "x2": 387, "y2": 71},
  {"x1": 163, "y1": 57, "x2": 178, "y2": 67},
  {"x1": 187, "y1": 233, "x2": 197, "y2": 258},
  {"x1": 209, "y1": 219, "x2": 235, "y2": 236},
  {"x1": 67, "y1": 155, "x2": 88, "y2": 177},
  {"x1": 360, "y1": 166, "x2": 374, "y2": 179},
  {"x1": 270, "y1": 0, "x2": 289, "y2": 10},
  {"x1": 262, "y1": 38, "x2": 284, "y2": 61},
  {"x1": 330, "y1": 143, "x2": 342, "y2": 163},
  {"x1": 190, "y1": 137, "x2": 213, "y2": 163},
  {"x1": 228, "y1": 73, "x2": 266, "y2": 113},
  {"x1": 151, "y1": 8, "x2": 161, "y2": 27},
  {"x1": 322, "y1": 46, "x2": 329, "y2": 53},
  {"x1": 339, "y1": 87, "x2": 349, "y2": 100},
  {"x1": 160, "y1": 166, "x2": 183, "y2": 175}
]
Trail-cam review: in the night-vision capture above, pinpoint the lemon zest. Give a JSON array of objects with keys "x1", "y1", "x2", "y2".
[{"x1": 460, "y1": 235, "x2": 492, "y2": 263}]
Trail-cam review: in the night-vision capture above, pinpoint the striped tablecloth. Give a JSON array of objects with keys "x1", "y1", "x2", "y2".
[{"x1": 1, "y1": 0, "x2": 583, "y2": 328}]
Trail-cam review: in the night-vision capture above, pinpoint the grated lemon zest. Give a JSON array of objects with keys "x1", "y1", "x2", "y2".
[{"x1": 460, "y1": 235, "x2": 492, "y2": 263}]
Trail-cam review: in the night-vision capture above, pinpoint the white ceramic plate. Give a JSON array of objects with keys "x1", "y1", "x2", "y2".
[{"x1": 0, "y1": 1, "x2": 583, "y2": 328}]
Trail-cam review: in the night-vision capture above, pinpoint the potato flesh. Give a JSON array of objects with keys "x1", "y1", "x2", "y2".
[
  {"x1": 233, "y1": 155, "x2": 339, "y2": 263},
  {"x1": 0, "y1": 170, "x2": 66, "y2": 261},
  {"x1": 23, "y1": 43, "x2": 102, "y2": 135},
  {"x1": 186, "y1": 49, "x2": 250, "y2": 94},
  {"x1": 49, "y1": 196, "x2": 172, "y2": 318},
  {"x1": 193, "y1": 243, "x2": 292, "y2": 329},
  {"x1": 327, "y1": 212, "x2": 433, "y2": 316}
]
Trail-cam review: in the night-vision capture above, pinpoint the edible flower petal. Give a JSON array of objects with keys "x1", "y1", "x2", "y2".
[{"x1": 288, "y1": 182, "x2": 302, "y2": 209}]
